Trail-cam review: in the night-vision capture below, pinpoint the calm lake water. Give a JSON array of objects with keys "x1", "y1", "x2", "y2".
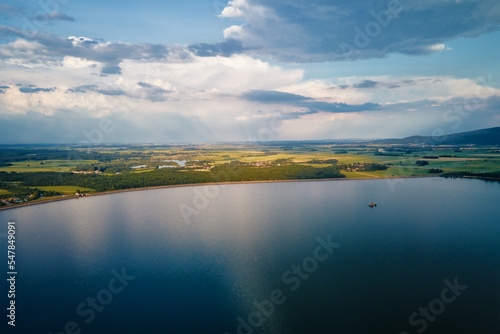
[{"x1": 1, "y1": 177, "x2": 500, "y2": 334}]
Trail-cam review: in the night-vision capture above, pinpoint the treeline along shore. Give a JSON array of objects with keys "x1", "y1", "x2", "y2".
[
  {"x1": 0, "y1": 163, "x2": 345, "y2": 209},
  {"x1": 0, "y1": 174, "x2": 442, "y2": 212},
  {"x1": 0, "y1": 163, "x2": 344, "y2": 191}
]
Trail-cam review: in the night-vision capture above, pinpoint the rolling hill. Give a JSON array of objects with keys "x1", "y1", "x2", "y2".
[{"x1": 376, "y1": 127, "x2": 500, "y2": 145}]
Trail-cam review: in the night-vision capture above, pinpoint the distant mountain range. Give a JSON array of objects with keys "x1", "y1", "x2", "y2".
[{"x1": 376, "y1": 127, "x2": 500, "y2": 145}]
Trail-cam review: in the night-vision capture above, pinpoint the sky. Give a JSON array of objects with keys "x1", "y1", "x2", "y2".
[{"x1": 0, "y1": 0, "x2": 500, "y2": 144}]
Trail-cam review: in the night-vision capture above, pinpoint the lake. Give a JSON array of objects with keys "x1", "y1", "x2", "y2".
[{"x1": 1, "y1": 177, "x2": 500, "y2": 334}]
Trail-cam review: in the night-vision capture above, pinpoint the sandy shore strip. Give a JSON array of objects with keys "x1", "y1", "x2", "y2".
[{"x1": 0, "y1": 175, "x2": 439, "y2": 211}]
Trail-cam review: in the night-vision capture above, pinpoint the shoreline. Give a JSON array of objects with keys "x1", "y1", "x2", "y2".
[{"x1": 0, "y1": 175, "x2": 438, "y2": 211}]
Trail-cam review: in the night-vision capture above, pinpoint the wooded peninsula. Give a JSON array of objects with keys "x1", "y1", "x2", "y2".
[{"x1": 1, "y1": 142, "x2": 499, "y2": 209}]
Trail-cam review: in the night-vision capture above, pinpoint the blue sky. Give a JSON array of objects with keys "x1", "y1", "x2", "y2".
[{"x1": 1, "y1": 0, "x2": 499, "y2": 143}]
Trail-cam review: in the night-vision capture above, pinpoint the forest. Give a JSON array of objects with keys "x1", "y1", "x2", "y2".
[
  {"x1": 0, "y1": 163, "x2": 344, "y2": 205},
  {"x1": 1, "y1": 143, "x2": 498, "y2": 207}
]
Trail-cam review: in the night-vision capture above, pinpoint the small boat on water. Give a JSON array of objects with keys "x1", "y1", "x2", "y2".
[{"x1": 369, "y1": 202, "x2": 377, "y2": 207}]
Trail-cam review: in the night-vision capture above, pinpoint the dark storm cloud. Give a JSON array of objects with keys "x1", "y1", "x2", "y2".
[
  {"x1": 242, "y1": 89, "x2": 379, "y2": 115},
  {"x1": 2, "y1": 0, "x2": 499, "y2": 66},
  {"x1": 137, "y1": 82, "x2": 153, "y2": 89},
  {"x1": 0, "y1": 25, "x2": 181, "y2": 69},
  {"x1": 97, "y1": 89, "x2": 127, "y2": 96},
  {"x1": 353, "y1": 80, "x2": 378, "y2": 89},
  {"x1": 242, "y1": 90, "x2": 311, "y2": 103},
  {"x1": 137, "y1": 82, "x2": 172, "y2": 102},
  {"x1": 32, "y1": 11, "x2": 75, "y2": 22},
  {"x1": 217, "y1": 0, "x2": 500, "y2": 62},
  {"x1": 67, "y1": 85, "x2": 98, "y2": 93},
  {"x1": 188, "y1": 38, "x2": 246, "y2": 57},
  {"x1": 335, "y1": 78, "x2": 423, "y2": 90},
  {"x1": 101, "y1": 64, "x2": 122, "y2": 75},
  {"x1": 19, "y1": 86, "x2": 55, "y2": 93}
]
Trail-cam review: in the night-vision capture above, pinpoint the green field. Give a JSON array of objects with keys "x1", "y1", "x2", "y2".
[
  {"x1": 0, "y1": 147, "x2": 498, "y2": 179},
  {"x1": 0, "y1": 160, "x2": 99, "y2": 173},
  {"x1": 0, "y1": 189, "x2": 11, "y2": 195},
  {"x1": 124, "y1": 145, "x2": 500, "y2": 178},
  {"x1": 36, "y1": 186, "x2": 96, "y2": 194},
  {"x1": 192, "y1": 148, "x2": 500, "y2": 174}
]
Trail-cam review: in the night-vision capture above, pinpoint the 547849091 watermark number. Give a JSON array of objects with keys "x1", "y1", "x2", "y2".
[{"x1": 6, "y1": 221, "x2": 16, "y2": 327}]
